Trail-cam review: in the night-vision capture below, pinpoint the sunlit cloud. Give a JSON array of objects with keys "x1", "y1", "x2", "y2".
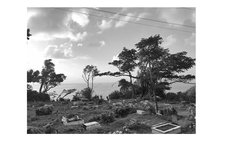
[
  {"x1": 70, "y1": 9, "x2": 90, "y2": 27},
  {"x1": 98, "y1": 20, "x2": 113, "y2": 31},
  {"x1": 115, "y1": 13, "x2": 135, "y2": 28}
]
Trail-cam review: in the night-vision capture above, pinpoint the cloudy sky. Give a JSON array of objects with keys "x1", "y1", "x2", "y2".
[{"x1": 27, "y1": 7, "x2": 195, "y2": 83}]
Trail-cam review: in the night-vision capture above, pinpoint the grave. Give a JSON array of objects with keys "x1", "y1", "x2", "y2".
[
  {"x1": 62, "y1": 116, "x2": 84, "y2": 126},
  {"x1": 151, "y1": 122, "x2": 181, "y2": 134},
  {"x1": 83, "y1": 121, "x2": 101, "y2": 130}
]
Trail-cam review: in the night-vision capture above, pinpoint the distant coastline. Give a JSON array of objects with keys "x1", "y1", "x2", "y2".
[{"x1": 31, "y1": 82, "x2": 195, "y2": 99}]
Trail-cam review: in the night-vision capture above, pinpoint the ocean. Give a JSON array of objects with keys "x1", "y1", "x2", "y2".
[{"x1": 31, "y1": 82, "x2": 194, "y2": 99}]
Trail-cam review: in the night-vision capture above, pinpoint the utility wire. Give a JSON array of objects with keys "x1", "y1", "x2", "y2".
[
  {"x1": 54, "y1": 8, "x2": 194, "y2": 33},
  {"x1": 86, "y1": 8, "x2": 195, "y2": 28}
]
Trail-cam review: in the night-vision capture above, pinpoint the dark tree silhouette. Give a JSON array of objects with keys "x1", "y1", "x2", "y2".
[
  {"x1": 97, "y1": 47, "x2": 137, "y2": 98},
  {"x1": 27, "y1": 29, "x2": 32, "y2": 40},
  {"x1": 135, "y1": 35, "x2": 195, "y2": 112},
  {"x1": 38, "y1": 59, "x2": 66, "y2": 93}
]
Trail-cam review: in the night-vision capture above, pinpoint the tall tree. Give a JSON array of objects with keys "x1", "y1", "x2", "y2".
[
  {"x1": 135, "y1": 35, "x2": 195, "y2": 112},
  {"x1": 98, "y1": 47, "x2": 137, "y2": 98},
  {"x1": 82, "y1": 65, "x2": 99, "y2": 90},
  {"x1": 39, "y1": 59, "x2": 66, "y2": 93}
]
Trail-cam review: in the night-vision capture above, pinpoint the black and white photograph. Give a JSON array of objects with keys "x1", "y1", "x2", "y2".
[{"x1": 26, "y1": 7, "x2": 196, "y2": 134}]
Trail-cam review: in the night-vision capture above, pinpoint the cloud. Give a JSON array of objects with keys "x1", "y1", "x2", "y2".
[
  {"x1": 27, "y1": 8, "x2": 69, "y2": 34},
  {"x1": 158, "y1": 8, "x2": 195, "y2": 27},
  {"x1": 70, "y1": 9, "x2": 90, "y2": 27},
  {"x1": 135, "y1": 12, "x2": 149, "y2": 21},
  {"x1": 77, "y1": 43, "x2": 83, "y2": 47},
  {"x1": 115, "y1": 13, "x2": 134, "y2": 28},
  {"x1": 163, "y1": 35, "x2": 177, "y2": 47},
  {"x1": 87, "y1": 40, "x2": 106, "y2": 48},
  {"x1": 99, "y1": 41, "x2": 106, "y2": 47},
  {"x1": 185, "y1": 33, "x2": 195, "y2": 47},
  {"x1": 45, "y1": 43, "x2": 73, "y2": 59},
  {"x1": 98, "y1": 20, "x2": 113, "y2": 32},
  {"x1": 73, "y1": 56, "x2": 91, "y2": 60},
  {"x1": 32, "y1": 31, "x2": 87, "y2": 42}
]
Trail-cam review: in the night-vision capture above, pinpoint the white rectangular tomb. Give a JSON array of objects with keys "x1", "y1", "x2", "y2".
[
  {"x1": 151, "y1": 123, "x2": 181, "y2": 134},
  {"x1": 137, "y1": 110, "x2": 148, "y2": 115},
  {"x1": 62, "y1": 116, "x2": 84, "y2": 126},
  {"x1": 83, "y1": 121, "x2": 101, "y2": 130}
]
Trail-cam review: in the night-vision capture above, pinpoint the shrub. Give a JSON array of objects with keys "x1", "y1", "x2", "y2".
[
  {"x1": 27, "y1": 90, "x2": 50, "y2": 102},
  {"x1": 81, "y1": 87, "x2": 92, "y2": 100},
  {"x1": 88, "y1": 115, "x2": 101, "y2": 122},
  {"x1": 36, "y1": 105, "x2": 53, "y2": 116},
  {"x1": 108, "y1": 90, "x2": 123, "y2": 100},
  {"x1": 114, "y1": 106, "x2": 136, "y2": 118},
  {"x1": 101, "y1": 113, "x2": 115, "y2": 124}
]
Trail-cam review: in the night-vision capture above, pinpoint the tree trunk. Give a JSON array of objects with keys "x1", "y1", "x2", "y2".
[
  {"x1": 128, "y1": 72, "x2": 135, "y2": 99},
  {"x1": 91, "y1": 77, "x2": 94, "y2": 91},
  {"x1": 39, "y1": 82, "x2": 44, "y2": 93},
  {"x1": 149, "y1": 64, "x2": 159, "y2": 113},
  {"x1": 152, "y1": 89, "x2": 159, "y2": 113}
]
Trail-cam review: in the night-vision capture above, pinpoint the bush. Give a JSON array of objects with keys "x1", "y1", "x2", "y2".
[
  {"x1": 114, "y1": 106, "x2": 136, "y2": 118},
  {"x1": 81, "y1": 87, "x2": 92, "y2": 100},
  {"x1": 36, "y1": 105, "x2": 53, "y2": 116},
  {"x1": 27, "y1": 90, "x2": 38, "y2": 102},
  {"x1": 88, "y1": 115, "x2": 101, "y2": 122},
  {"x1": 27, "y1": 90, "x2": 50, "y2": 102},
  {"x1": 108, "y1": 90, "x2": 123, "y2": 100},
  {"x1": 101, "y1": 113, "x2": 115, "y2": 124}
]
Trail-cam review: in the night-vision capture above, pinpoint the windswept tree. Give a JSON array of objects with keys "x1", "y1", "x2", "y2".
[
  {"x1": 97, "y1": 47, "x2": 138, "y2": 98},
  {"x1": 27, "y1": 28, "x2": 32, "y2": 40},
  {"x1": 38, "y1": 59, "x2": 66, "y2": 93},
  {"x1": 82, "y1": 65, "x2": 99, "y2": 90},
  {"x1": 135, "y1": 35, "x2": 195, "y2": 112}
]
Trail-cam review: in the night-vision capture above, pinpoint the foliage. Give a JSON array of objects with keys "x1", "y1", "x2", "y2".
[
  {"x1": 39, "y1": 59, "x2": 66, "y2": 93},
  {"x1": 27, "y1": 29, "x2": 32, "y2": 40},
  {"x1": 100, "y1": 113, "x2": 115, "y2": 124},
  {"x1": 81, "y1": 87, "x2": 92, "y2": 100},
  {"x1": 108, "y1": 90, "x2": 123, "y2": 100},
  {"x1": 88, "y1": 115, "x2": 101, "y2": 122},
  {"x1": 118, "y1": 79, "x2": 130, "y2": 93},
  {"x1": 97, "y1": 48, "x2": 138, "y2": 98},
  {"x1": 27, "y1": 69, "x2": 40, "y2": 83},
  {"x1": 35, "y1": 105, "x2": 53, "y2": 116},
  {"x1": 114, "y1": 106, "x2": 136, "y2": 118},
  {"x1": 82, "y1": 65, "x2": 99, "y2": 89},
  {"x1": 135, "y1": 35, "x2": 195, "y2": 111},
  {"x1": 27, "y1": 90, "x2": 50, "y2": 102},
  {"x1": 72, "y1": 95, "x2": 81, "y2": 101},
  {"x1": 27, "y1": 59, "x2": 66, "y2": 94}
]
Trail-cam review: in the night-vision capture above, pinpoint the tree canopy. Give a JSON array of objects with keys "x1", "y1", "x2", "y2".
[{"x1": 27, "y1": 59, "x2": 66, "y2": 93}]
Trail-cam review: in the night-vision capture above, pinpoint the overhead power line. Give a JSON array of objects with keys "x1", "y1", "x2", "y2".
[
  {"x1": 86, "y1": 8, "x2": 195, "y2": 28},
  {"x1": 54, "y1": 8, "x2": 194, "y2": 33}
]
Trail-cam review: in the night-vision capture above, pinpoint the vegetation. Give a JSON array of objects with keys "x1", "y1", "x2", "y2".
[
  {"x1": 82, "y1": 65, "x2": 99, "y2": 90},
  {"x1": 27, "y1": 59, "x2": 66, "y2": 102},
  {"x1": 96, "y1": 35, "x2": 195, "y2": 112},
  {"x1": 81, "y1": 87, "x2": 93, "y2": 100}
]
